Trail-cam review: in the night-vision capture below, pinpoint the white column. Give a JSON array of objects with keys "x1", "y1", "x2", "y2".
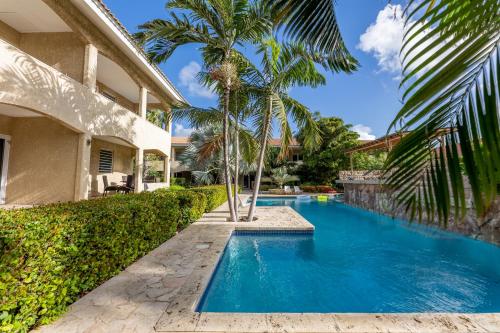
[
  {"x1": 164, "y1": 156, "x2": 171, "y2": 187},
  {"x1": 83, "y1": 44, "x2": 98, "y2": 92},
  {"x1": 74, "y1": 133, "x2": 92, "y2": 201},
  {"x1": 134, "y1": 148, "x2": 144, "y2": 192},
  {"x1": 139, "y1": 87, "x2": 148, "y2": 119}
]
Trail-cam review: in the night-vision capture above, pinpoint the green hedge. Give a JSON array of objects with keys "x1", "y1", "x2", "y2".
[
  {"x1": 189, "y1": 185, "x2": 228, "y2": 212},
  {"x1": 0, "y1": 186, "x2": 227, "y2": 332}
]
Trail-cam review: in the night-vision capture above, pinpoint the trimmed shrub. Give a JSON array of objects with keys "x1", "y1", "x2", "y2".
[
  {"x1": 167, "y1": 184, "x2": 186, "y2": 191},
  {"x1": 301, "y1": 185, "x2": 317, "y2": 192},
  {"x1": 0, "y1": 186, "x2": 224, "y2": 332},
  {"x1": 190, "y1": 185, "x2": 227, "y2": 212}
]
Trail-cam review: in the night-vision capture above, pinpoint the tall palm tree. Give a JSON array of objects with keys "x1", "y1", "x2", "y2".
[
  {"x1": 173, "y1": 88, "x2": 257, "y2": 220},
  {"x1": 385, "y1": 0, "x2": 499, "y2": 225},
  {"x1": 136, "y1": 0, "x2": 271, "y2": 222},
  {"x1": 244, "y1": 39, "x2": 327, "y2": 222}
]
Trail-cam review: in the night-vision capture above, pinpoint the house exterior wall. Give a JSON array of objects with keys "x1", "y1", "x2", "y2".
[
  {"x1": 0, "y1": 115, "x2": 12, "y2": 135},
  {"x1": 18, "y1": 32, "x2": 86, "y2": 83},
  {"x1": 89, "y1": 139, "x2": 134, "y2": 196},
  {"x1": 5, "y1": 117, "x2": 79, "y2": 204},
  {"x1": 96, "y1": 81, "x2": 139, "y2": 115},
  {"x1": 0, "y1": 20, "x2": 20, "y2": 47},
  {"x1": 0, "y1": 39, "x2": 171, "y2": 156},
  {"x1": 0, "y1": 0, "x2": 183, "y2": 205}
]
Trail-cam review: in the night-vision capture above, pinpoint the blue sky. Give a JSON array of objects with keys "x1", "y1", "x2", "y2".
[{"x1": 102, "y1": 0, "x2": 406, "y2": 139}]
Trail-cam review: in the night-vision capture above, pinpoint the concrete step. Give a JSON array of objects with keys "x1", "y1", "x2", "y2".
[{"x1": 198, "y1": 216, "x2": 230, "y2": 222}]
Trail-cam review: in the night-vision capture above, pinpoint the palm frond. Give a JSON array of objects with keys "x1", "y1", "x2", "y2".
[
  {"x1": 385, "y1": 0, "x2": 500, "y2": 225},
  {"x1": 268, "y1": 0, "x2": 354, "y2": 60}
]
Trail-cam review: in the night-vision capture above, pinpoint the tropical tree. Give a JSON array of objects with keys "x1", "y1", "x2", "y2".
[
  {"x1": 243, "y1": 39, "x2": 332, "y2": 222},
  {"x1": 271, "y1": 166, "x2": 293, "y2": 188},
  {"x1": 136, "y1": 0, "x2": 271, "y2": 222},
  {"x1": 173, "y1": 80, "x2": 257, "y2": 220},
  {"x1": 352, "y1": 151, "x2": 387, "y2": 171},
  {"x1": 268, "y1": 0, "x2": 357, "y2": 66},
  {"x1": 176, "y1": 121, "x2": 257, "y2": 186},
  {"x1": 385, "y1": 0, "x2": 500, "y2": 225},
  {"x1": 297, "y1": 116, "x2": 360, "y2": 185}
]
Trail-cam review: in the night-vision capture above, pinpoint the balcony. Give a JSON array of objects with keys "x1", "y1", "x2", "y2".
[{"x1": 0, "y1": 38, "x2": 170, "y2": 156}]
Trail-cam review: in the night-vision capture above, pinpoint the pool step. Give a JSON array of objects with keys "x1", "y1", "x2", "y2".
[{"x1": 197, "y1": 216, "x2": 231, "y2": 222}]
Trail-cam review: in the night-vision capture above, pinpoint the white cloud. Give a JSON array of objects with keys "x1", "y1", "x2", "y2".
[
  {"x1": 352, "y1": 124, "x2": 376, "y2": 140},
  {"x1": 358, "y1": 4, "x2": 446, "y2": 79},
  {"x1": 179, "y1": 61, "x2": 216, "y2": 99},
  {"x1": 358, "y1": 4, "x2": 405, "y2": 74},
  {"x1": 174, "y1": 123, "x2": 195, "y2": 137}
]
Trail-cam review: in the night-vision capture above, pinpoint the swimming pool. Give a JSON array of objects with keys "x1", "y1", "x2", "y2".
[{"x1": 197, "y1": 198, "x2": 500, "y2": 313}]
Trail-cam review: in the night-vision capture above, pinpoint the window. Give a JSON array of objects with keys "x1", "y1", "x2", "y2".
[
  {"x1": 101, "y1": 91, "x2": 116, "y2": 102},
  {"x1": 98, "y1": 150, "x2": 113, "y2": 173},
  {"x1": 292, "y1": 153, "x2": 302, "y2": 162}
]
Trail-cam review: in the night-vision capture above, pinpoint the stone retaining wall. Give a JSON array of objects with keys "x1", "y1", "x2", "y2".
[{"x1": 342, "y1": 181, "x2": 500, "y2": 245}]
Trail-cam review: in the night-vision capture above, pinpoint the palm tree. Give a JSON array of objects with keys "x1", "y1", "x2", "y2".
[
  {"x1": 136, "y1": 0, "x2": 271, "y2": 222},
  {"x1": 267, "y1": 0, "x2": 357, "y2": 65},
  {"x1": 384, "y1": 0, "x2": 499, "y2": 225},
  {"x1": 176, "y1": 120, "x2": 258, "y2": 186},
  {"x1": 244, "y1": 39, "x2": 328, "y2": 222}
]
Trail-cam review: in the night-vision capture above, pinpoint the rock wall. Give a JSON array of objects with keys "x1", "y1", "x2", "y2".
[{"x1": 343, "y1": 182, "x2": 500, "y2": 245}]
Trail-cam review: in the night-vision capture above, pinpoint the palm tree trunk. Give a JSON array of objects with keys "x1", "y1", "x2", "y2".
[
  {"x1": 247, "y1": 96, "x2": 272, "y2": 222},
  {"x1": 223, "y1": 85, "x2": 236, "y2": 222},
  {"x1": 233, "y1": 113, "x2": 240, "y2": 222}
]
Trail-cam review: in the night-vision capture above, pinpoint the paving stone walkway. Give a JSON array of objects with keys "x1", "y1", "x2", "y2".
[{"x1": 36, "y1": 223, "x2": 233, "y2": 333}]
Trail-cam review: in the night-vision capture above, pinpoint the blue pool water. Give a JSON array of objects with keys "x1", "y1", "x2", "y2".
[{"x1": 197, "y1": 198, "x2": 500, "y2": 313}]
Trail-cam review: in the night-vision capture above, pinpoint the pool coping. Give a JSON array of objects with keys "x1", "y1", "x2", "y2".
[{"x1": 155, "y1": 204, "x2": 500, "y2": 333}]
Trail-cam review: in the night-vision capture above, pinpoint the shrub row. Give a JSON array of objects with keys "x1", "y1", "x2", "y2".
[
  {"x1": 189, "y1": 185, "x2": 228, "y2": 211},
  {"x1": 0, "y1": 185, "x2": 226, "y2": 332},
  {"x1": 301, "y1": 185, "x2": 338, "y2": 193}
]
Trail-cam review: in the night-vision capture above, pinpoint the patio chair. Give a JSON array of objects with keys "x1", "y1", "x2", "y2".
[
  {"x1": 121, "y1": 175, "x2": 135, "y2": 194},
  {"x1": 284, "y1": 186, "x2": 292, "y2": 194},
  {"x1": 102, "y1": 175, "x2": 122, "y2": 196},
  {"x1": 294, "y1": 186, "x2": 303, "y2": 194}
]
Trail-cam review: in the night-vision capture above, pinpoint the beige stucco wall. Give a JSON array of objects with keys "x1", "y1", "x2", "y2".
[
  {"x1": 0, "y1": 20, "x2": 85, "y2": 83},
  {"x1": 0, "y1": 39, "x2": 171, "y2": 156},
  {"x1": 5, "y1": 117, "x2": 79, "y2": 204},
  {"x1": 0, "y1": 115, "x2": 12, "y2": 135},
  {"x1": 18, "y1": 32, "x2": 85, "y2": 83},
  {"x1": 0, "y1": 20, "x2": 20, "y2": 47},
  {"x1": 89, "y1": 139, "x2": 134, "y2": 196},
  {"x1": 96, "y1": 81, "x2": 139, "y2": 115}
]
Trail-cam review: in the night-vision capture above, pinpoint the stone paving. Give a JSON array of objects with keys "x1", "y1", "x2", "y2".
[{"x1": 35, "y1": 201, "x2": 500, "y2": 333}]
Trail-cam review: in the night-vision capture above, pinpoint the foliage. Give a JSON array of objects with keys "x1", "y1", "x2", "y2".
[
  {"x1": 146, "y1": 109, "x2": 168, "y2": 129},
  {"x1": 136, "y1": 0, "x2": 274, "y2": 222},
  {"x1": 267, "y1": 0, "x2": 358, "y2": 67},
  {"x1": 245, "y1": 39, "x2": 335, "y2": 221},
  {"x1": 298, "y1": 117, "x2": 359, "y2": 184},
  {"x1": 264, "y1": 146, "x2": 293, "y2": 171},
  {"x1": 385, "y1": 0, "x2": 500, "y2": 225},
  {"x1": 270, "y1": 166, "x2": 293, "y2": 188},
  {"x1": 352, "y1": 152, "x2": 387, "y2": 171},
  {"x1": 171, "y1": 177, "x2": 187, "y2": 187},
  {"x1": 176, "y1": 123, "x2": 257, "y2": 186},
  {"x1": 189, "y1": 185, "x2": 228, "y2": 211},
  {"x1": 301, "y1": 185, "x2": 337, "y2": 193},
  {"x1": 0, "y1": 186, "x2": 225, "y2": 332},
  {"x1": 167, "y1": 184, "x2": 186, "y2": 191}
]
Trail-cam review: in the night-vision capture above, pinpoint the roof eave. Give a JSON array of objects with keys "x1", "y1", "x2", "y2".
[{"x1": 73, "y1": 0, "x2": 189, "y2": 106}]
